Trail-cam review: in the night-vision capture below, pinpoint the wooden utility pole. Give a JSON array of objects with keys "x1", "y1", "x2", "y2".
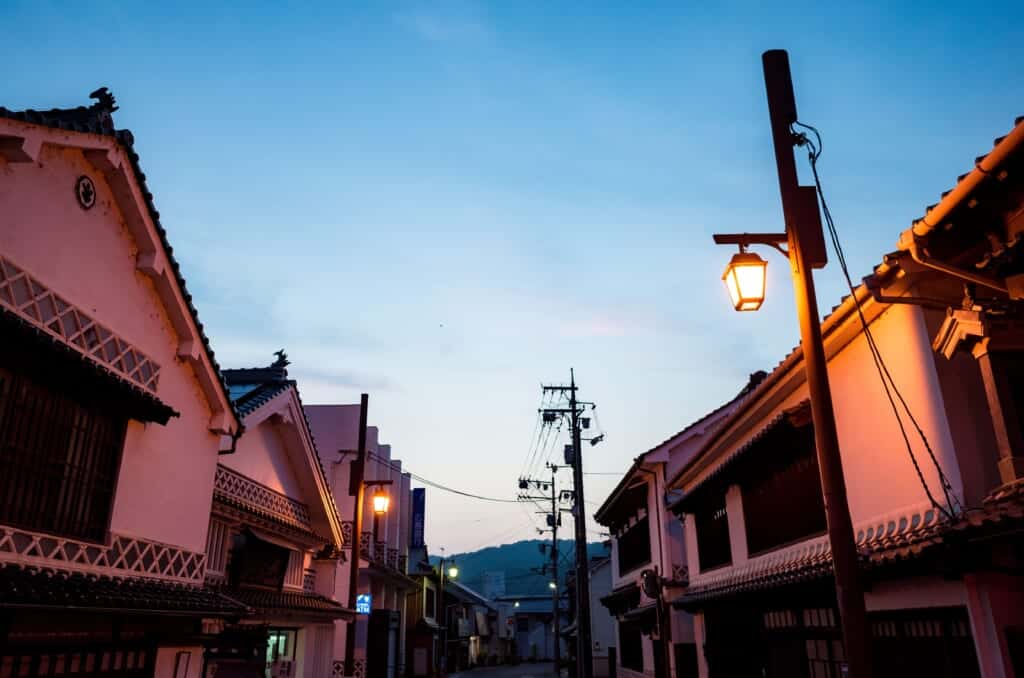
[
  {"x1": 344, "y1": 393, "x2": 370, "y2": 677},
  {"x1": 761, "y1": 49, "x2": 871, "y2": 675},
  {"x1": 540, "y1": 371, "x2": 595, "y2": 678}
]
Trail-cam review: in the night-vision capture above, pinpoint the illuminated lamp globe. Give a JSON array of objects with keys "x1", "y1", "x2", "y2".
[
  {"x1": 448, "y1": 564, "x2": 459, "y2": 579},
  {"x1": 372, "y1": 488, "x2": 391, "y2": 515},
  {"x1": 722, "y1": 251, "x2": 768, "y2": 311},
  {"x1": 548, "y1": 581, "x2": 557, "y2": 590}
]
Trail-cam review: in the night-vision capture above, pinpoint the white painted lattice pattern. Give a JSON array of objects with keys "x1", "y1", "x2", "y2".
[
  {"x1": 0, "y1": 255, "x2": 161, "y2": 392},
  {"x1": 0, "y1": 525, "x2": 205, "y2": 584},
  {"x1": 214, "y1": 464, "x2": 311, "y2": 530}
]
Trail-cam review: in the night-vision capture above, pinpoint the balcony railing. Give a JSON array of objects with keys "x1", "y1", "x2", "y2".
[{"x1": 214, "y1": 465, "x2": 312, "y2": 531}]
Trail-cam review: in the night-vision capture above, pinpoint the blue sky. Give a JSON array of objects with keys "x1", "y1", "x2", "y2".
[{"x1": 6, "y1": 1, "x2": 1022, "y2": 552}]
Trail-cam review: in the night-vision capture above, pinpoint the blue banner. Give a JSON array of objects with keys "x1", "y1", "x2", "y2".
[{"x1": 411, "y1": 488, "x2": 425, "y2": 548}]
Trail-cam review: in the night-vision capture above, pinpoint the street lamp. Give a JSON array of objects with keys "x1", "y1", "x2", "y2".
[
  {"x1": 548, "y1": 581, "x2": 557, "y2": 590},
  {"x1": 722, "y1": 249, "x2": 768, "y2": 311},
  {"x1": 447, "y1": 563, "x2": 459, "y2": 579},
  {"x1": 371, "y1": 487, "x2": 391, "y2": 516},
  {"x1": 709, "y1": 50, "x2": 872, "y2": 676}
]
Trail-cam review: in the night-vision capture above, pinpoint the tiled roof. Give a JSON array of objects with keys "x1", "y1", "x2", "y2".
[
  {"x1": 672, "y1": 491, "x2": 1024, "y2": 608},
  {"x1": 909, "y1": 115, "x2": 1024, "y2": 236},
  {"x1": 594, "y1": 371, "x2": 768, "y2": 524},
  {"x1": 0, "y1": 564, "x2": 246, "y2": 616},
  {"x1": 223, "y1": 587, "x2": 353, "y2": 620},
  {"x1": 223, "y1": 359, "x2": 344, "y2": 548},
  {"x1": 669, "y1": 401, "x2": 810, "y2": 515},
  {"x1": 1, "y1": 306, "x2": 178, "y2": 424},
  {"x1": 0, "y1": 89, "x2": 240, "y2": 433},
  {"x1": 229, "y1": 381, "x2": 293, "y2": 418},
  {"x1": 598, "y1": 582, "x2": 640, "y2": 615}
]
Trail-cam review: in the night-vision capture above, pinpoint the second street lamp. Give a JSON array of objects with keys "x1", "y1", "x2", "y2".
[{"x1": 372, "y1": 487, "x2": 391, "y2": 516}]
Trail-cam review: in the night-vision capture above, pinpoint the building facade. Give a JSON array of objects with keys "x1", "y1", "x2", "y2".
[
  {"x1": 594, "y1": 374, "x2": 763, "y2": 678},
  {"x1": 306, "y1": 405, "x2": 416, "y2": 678},
  {"x1": 0, "y1": 92, "x2": 245, "y2": 676},
  {"x1": 204, "y1": 358, "x2": 352, "y2": 677},
  {"x1": 667, "y1": 117, "x2": 1024, "y2": 677}
]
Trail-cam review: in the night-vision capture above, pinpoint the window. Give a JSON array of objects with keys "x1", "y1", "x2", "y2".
[
  {"x1": 0, "y1": 367, "x2": 127, "y2": 542},
  {"x1": 516, "y1": 617, "x2": 530, "y2": 633},
  {"x1": 231, "y1": 531, "x2": 290, "y2": 589},
  {"x1": 619, "y1": 622, "x2": 644, "y2": 672},
  {"x1": 742, "y1": 425, "x2": 826, "y2": 555},
  {"x1": 206, "y1": 520, "x2": 231, "y2": 576},
  {"x1": 695, "y1": 495, "x2": 731, "y2": 571},
  {"x1": 284, "y1": 550, "x2": 304, "y2": 588},
  {"x1": 425, "y1": 586, "x2": 437, "y2": 620},
  {"x1": 265, "y1": 629, "x2": 296, "y2": 678},
  {"x1": 616, "y1": 515, "x2": 652, "y2": 575}
]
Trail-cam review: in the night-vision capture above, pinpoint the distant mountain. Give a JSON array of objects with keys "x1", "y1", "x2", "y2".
[{"x1": 431, "y1": 539, "x2": 609, "y2": 597}]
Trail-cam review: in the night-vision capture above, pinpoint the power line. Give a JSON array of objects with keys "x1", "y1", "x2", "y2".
[
  {"x1": 793, "y1": 121, "x2": 959, "y2": 520},
  {"x1": 366, "y1": 450, "x2": 519, "y2": 504}
]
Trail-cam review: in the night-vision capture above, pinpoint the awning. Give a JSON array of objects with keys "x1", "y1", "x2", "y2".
[
  {"x1": 222, "y1": 587, "x2": 354, "y2": 622},
  {"x1": 0, "y1": 307, "x2": 178, "y2": 425},
  {"x1": 670, "y1": 402, "x2": 810, "y2": 516},
  {"x1": 0, "y1": 564, "x2": 245, "y2": 617},
  {"x1": 622, "y1": 603, "x2": 658, "y2": 634},
  {"x1": 599, "y1": 582, "x2": 640, "y2": 616}
]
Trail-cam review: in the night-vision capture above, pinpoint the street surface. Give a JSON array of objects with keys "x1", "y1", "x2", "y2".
[{"x1": 450, "y1": 663, "x2": 559, "y2": 678}]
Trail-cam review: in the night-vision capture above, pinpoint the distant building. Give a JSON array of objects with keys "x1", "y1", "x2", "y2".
[
  {"x1": 493, "y1": 595, "x2": 568, "y2": 662},
  {"x1": 306, "y1": 405, "x2": 416, "y2": 678}
]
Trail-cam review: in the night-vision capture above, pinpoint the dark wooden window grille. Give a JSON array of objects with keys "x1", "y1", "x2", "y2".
[
  {"x1": 618, "y1": 621, "x2": 644, "y2": 672},
  {"x1": 695, "y1": 495, "x2": 731, "y2": 571},
  {"x1": 742, "y1": 424, "x2": 827, "y2": 555},
  {"x1": 425, "y1": 586, "x2": 437, "y2": 620},
  {"x1": 616, "y1": 515, "x2": 652, "y2": 575},
  {"x1": 0, "y1": 367, "x2": 127, "y2": 542}
]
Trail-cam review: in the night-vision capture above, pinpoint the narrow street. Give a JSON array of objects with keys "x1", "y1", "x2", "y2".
[{"x1": 450, "y1": 664, "x2": 559, "y2": 678}]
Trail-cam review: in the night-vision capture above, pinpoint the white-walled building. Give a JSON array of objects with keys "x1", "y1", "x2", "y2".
[
  {"x1": 594, "y1": 374, "x2": 763, "y2": 678},
  {"x1": 0, "y1": 91, "x2": 245, "y2": 676}
]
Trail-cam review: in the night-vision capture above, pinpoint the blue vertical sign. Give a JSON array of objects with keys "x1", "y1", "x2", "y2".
[
  {"x1": 411, "y1": 488, "x2": 425, "y2": 548},
  {"x1": 356, "y1": 593, "x2": 372, "y2": 615}
]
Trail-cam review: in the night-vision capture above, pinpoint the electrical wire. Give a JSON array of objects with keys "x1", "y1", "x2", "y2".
[
  {"x1": 366, "y1": 450, "x2": 519, "y2": 504},
  {"x1": 792, "y1": 120, "x2": 960, "y2": 521}
]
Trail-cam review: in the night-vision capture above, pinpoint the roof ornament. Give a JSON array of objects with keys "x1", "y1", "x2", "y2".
[
  {"x1": 87, "y1": 87, "x2": 118, "y2": 132},
  {"x1": 272, "y1": 349, "x2": 290, "y2": 368}
]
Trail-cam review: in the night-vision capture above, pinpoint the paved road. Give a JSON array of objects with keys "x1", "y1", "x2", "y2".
[{"x1": 450, "y1": 662, "x2": 560, "y2": 678}]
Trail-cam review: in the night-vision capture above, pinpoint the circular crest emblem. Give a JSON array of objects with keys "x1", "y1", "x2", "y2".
[{"x1": 75, "y1": 175, "x2": 96, "y2": 210}]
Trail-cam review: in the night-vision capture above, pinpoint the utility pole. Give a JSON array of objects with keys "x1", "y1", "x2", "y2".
[
  {"x1": 542, "y1": 370, "x2": 593, "y2": 678},
  {"x1": 547, "y1": 463, "x2": 561, "y2": 671},
  {"x1": 344, "y1": 393, "x2": 369, "y2": 677},
  {"x1": 761, "y1": 50, "x2": 871, "y2": 675},
  {"x1": 518, "y1": 463, "x2": 568, "y2": 668}
]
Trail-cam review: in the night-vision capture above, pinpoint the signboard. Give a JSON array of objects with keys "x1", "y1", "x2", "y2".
[
  {"x1": 356, "y1": 593, "x2": 372, "y2": 615},
  {"x1": 411, "y1": 488, "x2": 426, "y2": 548}
]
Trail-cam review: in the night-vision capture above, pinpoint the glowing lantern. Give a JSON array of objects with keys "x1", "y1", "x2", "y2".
[{"x1": 722, "y1": 251, "x2": 768, "y2": 311}]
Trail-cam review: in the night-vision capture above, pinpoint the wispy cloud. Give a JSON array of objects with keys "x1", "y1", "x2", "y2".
[{"x1": 394, "y1": 9, "x2": 491, "y2": 44}]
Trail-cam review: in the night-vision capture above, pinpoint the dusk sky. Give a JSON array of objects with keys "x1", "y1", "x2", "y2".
[{"x1": 6, "y1": 1, "x2": 1022, "y2": 553}]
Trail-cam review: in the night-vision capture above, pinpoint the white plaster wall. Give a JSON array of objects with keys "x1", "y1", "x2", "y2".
[
  {"x1": 224, "y1": 418, "x2": 304, "y2": 499},
  {"x1": 1, "y1": 144, "x2": 222, "y2": 553}
]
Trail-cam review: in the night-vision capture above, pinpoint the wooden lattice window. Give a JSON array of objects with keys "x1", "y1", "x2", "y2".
[
  {"x1": 206, "y1": 519, "x2": 231, "y2": 576},
  {"x1": 284, "y1": 549, "x2": 304, "y2": 589},
  {"x1": 616, "y1": 515, "x2": 652, "y2": 575},
  {"x1": 0, "y1": 367, "x2": 126, "y2": 542},
  {"x1": 695, "y1": 495, "x2": 731, "y2": 572}
]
